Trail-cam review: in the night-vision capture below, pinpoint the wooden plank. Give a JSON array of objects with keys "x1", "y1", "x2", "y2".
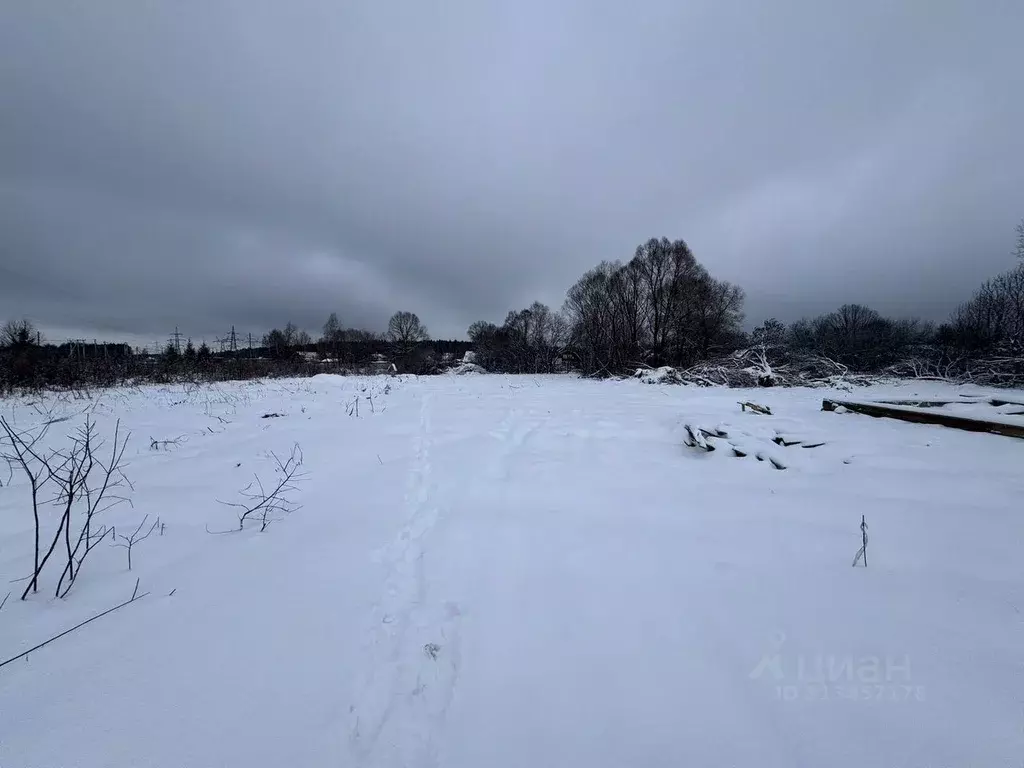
[
  {"x1": 821, "y1": 398, "x2": 1024, "y2": 440},
  {"x1": 874, "y1": 399, "x2": 967, "y2": 408},
  {"x1": 876, "y1": 397, "x2": 1024, "y2": 411},
  {"x1": 990, "y1": 398, "x2": 1024, "y2": 408}
]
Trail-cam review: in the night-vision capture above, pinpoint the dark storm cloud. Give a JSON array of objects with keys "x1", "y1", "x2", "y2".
[{"x1": 1, "y1": 1, "x2": 1022, "y2": 344}]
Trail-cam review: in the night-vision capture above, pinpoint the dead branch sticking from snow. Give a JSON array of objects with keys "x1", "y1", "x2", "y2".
[
  {"x1": 150, "y1": 435, "x2": 188, "y2": 451},
  {"x1": 216, "y1": 444, "x2": 306, "y2": 532},
  {"x1": 852, "y1": 515, "x2": 869, "y2": 567},
  {"x1": 0, "y1": 579, "x2": 150, "y2": 669},
  {"x1": 113, "y1": 515, "x2": 160, "y2": 570}
]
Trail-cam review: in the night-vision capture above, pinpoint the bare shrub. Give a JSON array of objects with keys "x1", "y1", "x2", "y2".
[
  {"x1": 215, "y1": 444, "x2": 306, "y2": 532},
  {"x1": 113, "y1": 515, "x2": 160, "y2": 570},
  {"x1": 1, "y1": 415, "x2": 133, "y2": 599},
  {"x1": 150, "y1": 435, "x2": 188, "y2": 451}
]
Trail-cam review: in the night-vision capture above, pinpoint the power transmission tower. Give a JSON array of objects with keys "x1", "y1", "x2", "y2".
[
  {"x1": 169, "y1": 327, "x2": 184, "y2": 354},
  {"x1": 215, "y1": 326, "x2": 239, "y2": 355}
]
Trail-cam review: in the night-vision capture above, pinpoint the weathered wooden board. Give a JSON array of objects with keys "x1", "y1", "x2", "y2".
[
  {"x1": 989, "y1": 398, "x2": 1024, "y2": 408},
  {"x1": 821, "y1": 398, "x2": 1024, "y2": 440},
  {"x1": 875, "y1": 399, "x2": 974, "y2": 408}
]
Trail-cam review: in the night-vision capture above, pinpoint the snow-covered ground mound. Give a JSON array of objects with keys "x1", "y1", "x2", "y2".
[{"x1": 1, "y1": 374, "x2": 1022, "y2": 767}]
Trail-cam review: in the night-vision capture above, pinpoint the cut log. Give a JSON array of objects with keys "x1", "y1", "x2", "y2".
[
  {"x1": 822, "y1": 398, "x2": 1024, "y2": 440},
  {"x1": 739, "y1": 401, "x2": 772, "y2": 415}
]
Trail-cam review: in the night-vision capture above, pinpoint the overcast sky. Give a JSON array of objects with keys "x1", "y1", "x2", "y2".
[{"x1": 1, "y1": 1, "x2": 1022, "y2": 346}]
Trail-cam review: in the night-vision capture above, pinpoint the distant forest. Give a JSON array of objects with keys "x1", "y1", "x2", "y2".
[{"x1": 2, "y1": 220, "x2": 1022, "y2": 391}]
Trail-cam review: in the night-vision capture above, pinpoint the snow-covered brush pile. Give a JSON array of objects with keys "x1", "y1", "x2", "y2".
[
  {"x1": 449, "y1": 362, "x2": 488, "y2": 375},
  {"x1": 656, "y1": 348, "x2": 884, "y2": 389},
  {"x1": 678, "y1": 348, "x2": 780, "y2": 388},
  {"x1": 884, "y1": 344, "x2": 1024, "y2": 388},
  {"x1": 633, "y1": 366, "x2": 685, "y2": 385},
  {"x1": 635, "y1": 348, "x2": 785, "y2": 388},
  {"x1": 630, "y1": 344, "x2": 1024, "y2": 390}
]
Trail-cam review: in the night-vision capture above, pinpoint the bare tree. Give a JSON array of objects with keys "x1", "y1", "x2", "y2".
[
  {"x1": 263, "y1": 322, "x2": 310, "y2": 358},
  {"x1": 387, "y1": 311, "x2": 429, "y2": 361},
  {"x1": 563, "y1": 262, "x2": 616, "y2": 374},
  {"x1": 688, "y1": 274, "x2": 745, "y2": 361},
  {"x1": 322, "y1": 312, "x2": 342, "y2": 343},
  {"x1": 344, "y1": 328, "x2": 380, "y2": 343},
  {"x1": 467, "y1": 320, "x2": 494, "y2": 343},
  {"x1": 1, "y1": 318, "x2": 41, "y2": 348},
  {"x1": 751, "y1": 318, "x2": 787, "y2": 349},
  {"x1": 633, "y1": 239, "x2": 674, "y2": 356},
  {"x1": 947, "y1": 264, "x2": 1024, "y2": 350}
]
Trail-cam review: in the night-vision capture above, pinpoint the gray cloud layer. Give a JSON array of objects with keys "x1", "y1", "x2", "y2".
[{"x1": 2, "y1": 1, "x2": 1022, "y2": 344}]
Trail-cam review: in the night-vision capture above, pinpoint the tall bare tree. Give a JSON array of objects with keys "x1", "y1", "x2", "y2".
[
  {"x1": 322, "y1": 313, "x2": 343, "y2": 344},
  {"x1": 387, "y1": 311, "x2": 429, "y2": 361}
]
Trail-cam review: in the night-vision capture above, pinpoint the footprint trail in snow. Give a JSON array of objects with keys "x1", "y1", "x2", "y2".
[{"x1": 347, "y1": 392, "x2": 463, "y2": 768}]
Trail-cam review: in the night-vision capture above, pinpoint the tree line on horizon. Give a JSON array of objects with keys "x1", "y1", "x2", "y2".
[
  {"x1": 2, "y1": 220, "x2": 1022, "y2": 390},
  {"x1": 0, "y1": 309, "x2": 468, "y2": 391},
  {"x1": 463, "y1": 222, "x2": 1023, "y2": 380}
]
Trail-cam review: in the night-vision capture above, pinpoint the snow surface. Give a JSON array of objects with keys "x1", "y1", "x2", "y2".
[{"x1": 1, "y1": 375, "x2": 1023, "y2": 767}]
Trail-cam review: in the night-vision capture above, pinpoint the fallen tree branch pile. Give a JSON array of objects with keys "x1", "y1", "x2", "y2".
[{"x1": 633, "y1": 344, "x2": 1024, "y2": 389}]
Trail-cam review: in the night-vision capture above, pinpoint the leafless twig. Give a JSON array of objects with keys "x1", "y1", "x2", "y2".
[
  {"x1": 149, "y1": 435, "x2": 188, "y2": 451},
  {"x1": 0, "y1": 414, "x2": 58, "y2": 598},
  {"x1": 852, "y1": 515, "x2": 869, "y2": 567},
  {"x1": 0, "y1": 581, "x2": 150, "y2": 670},
  {"x1": 215, "y1": 444, "x2": 306, "y2": 532},
  {"x1": 112, "y1": 515, "x2": 160, "y2": 570}
]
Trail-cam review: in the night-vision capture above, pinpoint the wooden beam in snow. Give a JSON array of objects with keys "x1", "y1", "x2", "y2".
[{"x1": 821, "y1": 398, "x2": 1024, "y2": 440}]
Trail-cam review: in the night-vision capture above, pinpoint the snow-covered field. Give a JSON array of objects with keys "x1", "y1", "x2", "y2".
[{"x1": 1, "y1": 374, "x2": 1022, "y2": 767}]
